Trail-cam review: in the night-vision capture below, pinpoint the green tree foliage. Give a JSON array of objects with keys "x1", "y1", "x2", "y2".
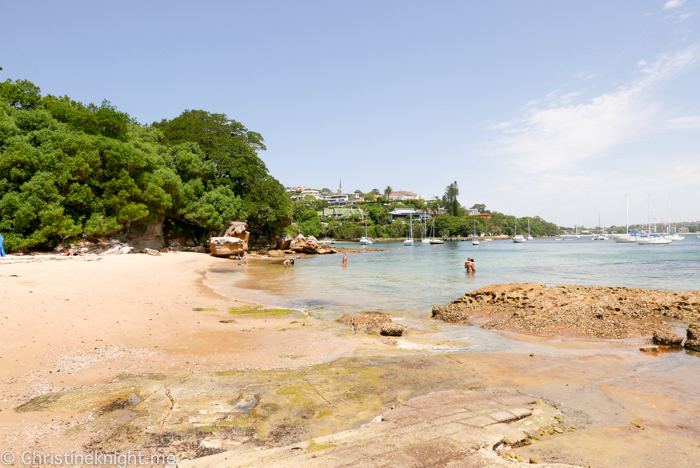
[
  {"x1": 0, "y1": 79, "x2": 42, "y2": 110},
  {"x1": 0, "y1": 79, "x2": 289, "y2": 252},
  {"x1": 154, "y1": 110, "x2": 290, "y2": 235},
  {"x1": 442, "y1": 181, "x2": 460, "y2": 216}
]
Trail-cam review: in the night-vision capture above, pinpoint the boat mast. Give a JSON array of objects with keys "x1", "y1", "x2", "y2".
[
  {"x1": 648, "y1": 194, "x2": 651, "y2": 234},
  {"x1": 626, "y1": 195, "x2": 629, "y2": 234},
  {"x1": 668, "y1": 196, "x2": 671, "y2": 235}
]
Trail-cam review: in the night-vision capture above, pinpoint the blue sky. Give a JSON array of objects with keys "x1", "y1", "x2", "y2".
[{"x1": 1, "y1": 0, "x2": 699, "y2": 228}]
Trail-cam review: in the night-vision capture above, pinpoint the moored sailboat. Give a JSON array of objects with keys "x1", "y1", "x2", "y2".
[
  {"x1": 404, "y1": 214, "x2": 413, "y2": 246},
  {"x1": 359, "y1": 209, "x2": 373, "y2": 245},
  {"x1": 512, "y1": 217, "x2": 525, "y2": 243}
]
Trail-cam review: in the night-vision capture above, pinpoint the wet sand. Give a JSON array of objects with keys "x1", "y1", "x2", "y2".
[{"x1": 2, "y1": 253, "x2": 700, "y2": 467}]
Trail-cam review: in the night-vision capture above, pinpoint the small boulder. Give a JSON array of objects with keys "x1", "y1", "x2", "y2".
[
  {"x1": 144, "y1": 248, "x2": 161, "y2": 256},
  {"x1": 432, "y1": 306, "x2": 470, "y2": 323},
  {"x1": 267, "y1": 250, "x2": 285, "y2": 257},
  {"x1": 380, "y1": 323, "x2": 405, "y2": 336},
  {"x1": 687, "y1": 322, "x2": 700, "y2": 341},
  {"x1": 639, "y1": 345, "x2": 659, "y2": 353},
  {"x1": 277, "y1": 233, "x2": 293, "y2": 250},
  {"x1": 652, "y1": 330, "x2": 683, "y2": 346},
  {"x1": 353, "y1": 312, "x2": 391, "y2": 334},
  {"x1": 337, "y1": 314, "x2": 353, "y2": 326},
  {"x1": 685, "y1": 339, "x2": 700, "y2": 352},
  {"x1": 209, "y1": 237, "x2": 245, "y2": 257}
]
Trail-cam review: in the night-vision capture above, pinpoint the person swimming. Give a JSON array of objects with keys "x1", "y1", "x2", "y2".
[{"x1": 465, "y1": 258, "x2": 475, "y2": 273}]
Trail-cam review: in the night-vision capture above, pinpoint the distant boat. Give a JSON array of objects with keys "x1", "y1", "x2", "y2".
[
  {"x1": 637, "y1": 235, "x2": 672, "y2": 245},
  {"x1": 421, "y1": 218, "x2": 431, "y2": 244},
  {"x1": 615, "y1": 195, "x2": 637, "y2": 243},
  {"x1": 637, "y1": 194, "x2": 670, "y2": 245},
  {"x1": 483, "y1": 219, "x2": 492, "y2": 242},
  {"x1": 664, "y1": 196, "x2": 685, "y2": 241},
  {"x1": 512, "y1": 217, "x2": 526, "y2": 243},
  {"x1": 404, "y1": 214, "x2": 413, "y2": 246},
  {"x1": 527, "y1": 220, "x2": 533, "y2": 241},
  {"x1": 428, "y1": 218, "x2": 444, "y2": 244},
  {"x1": 472, "y1": 221, "x2": 480, "y2": 246},
  {"x1": 359, "y1": 209, "x2": 373, "y2": 245}
]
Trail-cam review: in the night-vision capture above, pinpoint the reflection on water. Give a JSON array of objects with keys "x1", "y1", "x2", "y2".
[{"x1": 205, "y1": 237, "x2": 700, "y2": 320}]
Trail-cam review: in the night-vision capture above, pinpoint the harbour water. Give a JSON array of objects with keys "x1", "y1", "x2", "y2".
[{"x1": 206, "y1": 236, "x2": 700, "y2": 320}]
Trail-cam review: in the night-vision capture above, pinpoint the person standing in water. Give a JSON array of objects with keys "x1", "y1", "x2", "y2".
[
  {"x1": 342, "y1": 253, "x2": 348, "y2": 266},
  {"x1": 243, "y1": 250, "x2": 248, "y2": 266},
  {"x1": 465, "y1": 258, "x2": 475, "y2": 273},
  {"x1": 283, "y1": 259, "x2": 294, "y2": 269}
]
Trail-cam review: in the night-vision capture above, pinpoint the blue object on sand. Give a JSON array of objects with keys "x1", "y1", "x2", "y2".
[{"x1": 0, "y1": 233, "x2": 5, "y2": 257}]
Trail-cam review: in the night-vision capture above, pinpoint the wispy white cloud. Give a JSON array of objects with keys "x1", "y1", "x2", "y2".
[
  {"x1": 664, "y1": 0, "x2": 686, "y2": 10},
  {"x1": 489, "y1": 46, "x2": 698, "y2": 174},
  {"x1": 666, "y1": 115, "x2": 700, "y2": 129}
]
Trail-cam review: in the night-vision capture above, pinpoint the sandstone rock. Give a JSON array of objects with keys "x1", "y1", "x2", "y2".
[
  {"x1": 640, "y1": 345, "x2": 659, "y2": 353},
  {"x1": 267, "y1": 250, "x2": 285, "y2": 257},
  {"x1": 199, "y1": 437, "x2": 223, "y2": 449},
  {"x1": 210, "y1": 222, "x2": 250, "y2": 256},
  {"x1": 685, "y1": 338, "x2": 700, "y2": 352},
  {"x1": 653, "y1": 330, "x2": 683, "y2": 346},
  {"x1": 337, "y1": 314, "x2": 353, "y2": 326},
  {"x1": 316, "y1": 244, "x2": 337, "y2": 254},
  {"x1": 144, "y1": 248, "x2": 161, "y2": 256},
  {"x1": 433, "y1": 283, "x2": 700, "y2": 339},
  {"x1": 380, "y1": 323, "x2": 405, "y2": 336},
  {"x1": 277, "y1": 233, "x2": 293, "y2": 250},
  {"x1": 208, "y1": 237, "x2": 245, "y2": 257},
  {"x1": 688, "y1": 322, "x2": 700, "y2": 341},
  {"x1": 353, "y1": 312, "x2": 391, "y2": 334},
  {"x1": 55, "y1": 239, "x2": 133, "y2": 256},
  {"x1": 432, "y1": 306, "x2": 470, "y2": 323},
  {"x1": 124, "y1": 216, "x2": 165, "y2": 250},
  {"x1": 289, "y1": 233, "x2": 336, "y2": 254}
]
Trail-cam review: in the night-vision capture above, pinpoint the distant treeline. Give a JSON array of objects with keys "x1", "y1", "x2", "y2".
[
  {"x1": 288, "y1": 196, "x2": 561, "y2": 240},
  {"x1": 0, "y1": 79, "x2": 291, "y2": 252}
]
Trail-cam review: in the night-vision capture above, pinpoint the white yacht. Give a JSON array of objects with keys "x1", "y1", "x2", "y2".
[
  {"x1": 421, "y1": 217, "x2": 431, "y2": 244},
  {"x1": 637, "y1": 195, "x2": 671, "y2": 245},
  {"x1": 637, "y1": 235, "x2": 671, "y2": 245},
  {"x1": 359, "y1": 209, "x2": 372, "y2": 245},
  {"x1": 428, "y1": 217, "x2": 444, "y2": 244},
  {"x1": 527, "y1": 220, "x2": 533, "y2": 241},
  {"x1": 664, "y1": 197, "x2": 685, "y2": 241},
  {"x1": 472, "y1": 221, "x2": 480, "y2": 246},
  {"x1": 404, "y1": 214, "x2": 413, "y2": 246},
  {"x1": 615, "y1": 195, "x2": 637, "y2": 243},
  {"x1": 512, "y1": 217, "x2": 526, "y2": 243}
]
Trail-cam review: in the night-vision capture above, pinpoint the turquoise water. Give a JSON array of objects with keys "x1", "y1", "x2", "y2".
[{"x1": 206, "y1": 237, "x2": 700, "y2": 319}]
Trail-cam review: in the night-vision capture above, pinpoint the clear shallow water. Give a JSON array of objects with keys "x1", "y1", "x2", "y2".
[{"x1": 206, "y1": 236, "x2": 700, "y2": 319}]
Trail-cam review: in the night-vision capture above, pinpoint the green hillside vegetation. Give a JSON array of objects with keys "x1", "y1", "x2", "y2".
[
  {"x1": 288, "y1": 192, "x2": 560, "y2": 240},
  {"x1": 0, "y1": 79, "x2": 290, "y2": 252}
]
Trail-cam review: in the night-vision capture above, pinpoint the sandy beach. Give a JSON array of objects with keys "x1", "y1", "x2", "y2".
[{"x1": 0, "y1": 253, "x2": 359, "y2": 453}]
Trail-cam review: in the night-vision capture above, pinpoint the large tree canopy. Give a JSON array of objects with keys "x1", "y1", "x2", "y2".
[
  {"x1": 0, "y1": 79, "x2": 289, "y2": 252},
  {"x1": 154, "y1": 110, "x2": 290, "y2": 234}
]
